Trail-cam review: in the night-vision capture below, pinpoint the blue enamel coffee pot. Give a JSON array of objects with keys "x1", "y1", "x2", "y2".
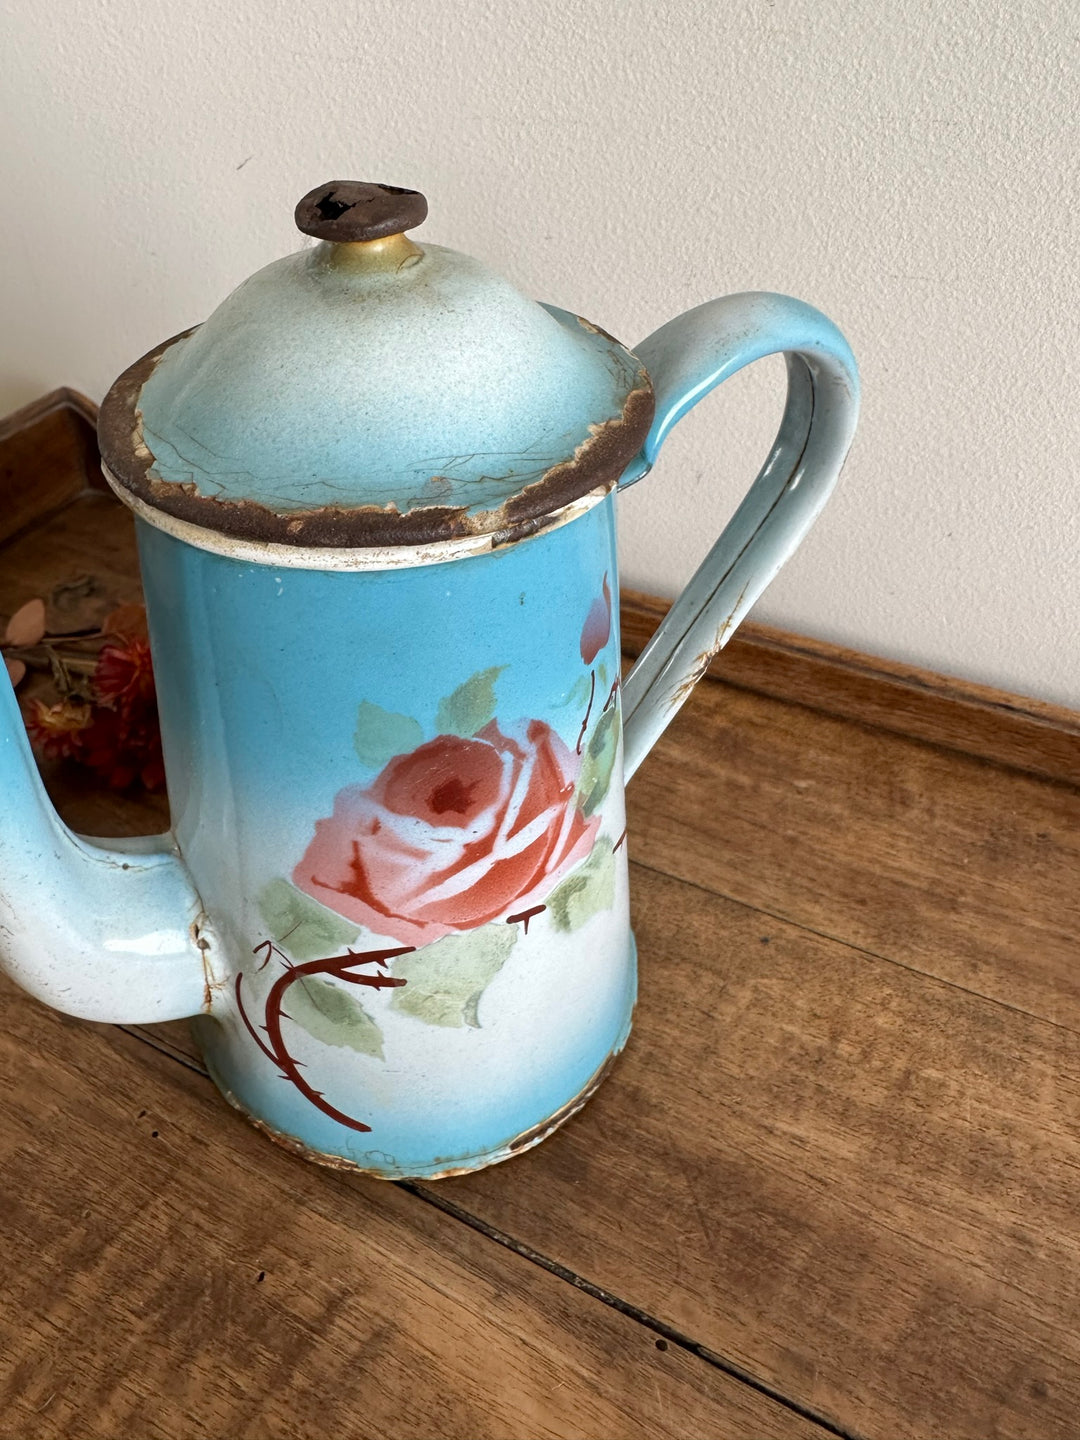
[{"x1": 0, "y1": 182, "x2": 858, "y2": 1177}]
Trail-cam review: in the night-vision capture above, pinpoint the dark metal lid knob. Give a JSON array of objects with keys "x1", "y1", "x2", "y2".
[{"x1": 294, "y1": 182, "x2": 428, "y2": 243}]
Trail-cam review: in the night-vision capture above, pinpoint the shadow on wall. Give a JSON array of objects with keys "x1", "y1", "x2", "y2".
[{"x1": 0, "y1": 378, "x2": 61, "y2": 417}]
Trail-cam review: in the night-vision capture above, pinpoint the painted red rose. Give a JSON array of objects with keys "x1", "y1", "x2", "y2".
[{"x1": 293, "y1": 719, "x2": 599, "y2": 945}]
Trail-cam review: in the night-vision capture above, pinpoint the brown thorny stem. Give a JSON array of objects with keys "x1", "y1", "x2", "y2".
[{"x1": 236, "y1": 943, "x2": 412, "y2": 1133}]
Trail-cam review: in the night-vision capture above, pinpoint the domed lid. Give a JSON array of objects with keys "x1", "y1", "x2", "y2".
[{"x1": 99, "y1": 181, "x2": 654, "y2": 559}]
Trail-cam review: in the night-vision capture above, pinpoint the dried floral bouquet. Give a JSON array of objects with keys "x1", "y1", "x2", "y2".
[{"x1": 2, "y1": 575, "x2": 163, "y2": 791}]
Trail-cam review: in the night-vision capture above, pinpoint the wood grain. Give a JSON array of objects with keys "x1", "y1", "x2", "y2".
[
  {"x1": 424, "y1": 861, "x2": 1080, "y2": 1440},
  {"x1": 7, "y1": 392, "x2": 1080, "y2": 1440},
  {"x1": 622, "y1": 588, "x2": 1080, "y2": 789},
  {"x1": 627, "y1": 677, "x2": 1080, "y2": 1033},
  {"x1": 0, "y1": 973, "x2": 820, "y2": 1440},
  {"x1": 0, "y1": 389, "x2": 102, "y2": 546},
  {"x1": 0, "y1": 488, "x2": 142, "y2": 618},
  {"x1": 137, "y1": 858, "x2": 1080, "y2": 1439}
]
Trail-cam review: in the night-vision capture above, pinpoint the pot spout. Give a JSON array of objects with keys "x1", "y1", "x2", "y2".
[{"x1": 0, "y1": 676, "x2": 212, "y2": 1022}]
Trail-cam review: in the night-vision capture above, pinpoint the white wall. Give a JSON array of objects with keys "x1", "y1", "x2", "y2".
[{"x1": 2, "y1": 0, "x2": 1077, "y2": 705}]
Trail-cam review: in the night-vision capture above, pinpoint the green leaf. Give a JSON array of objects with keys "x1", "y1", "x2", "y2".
[
  {"x1": 435, "y1": 666, "x2": 503, "y2": 738},
  {"x1": 390, "y1": 924, "x2": 517, "y2": 1028},
  {"x1": 353, "y1": 700, "x2": 424, "y2": 770},
  {"x1": 576, "y1": 706, "x2": 620, "y2": 816},
  {"x1": 257, "y1": 878, "x2": 359, "y2": 961},
  {"x1": 597, "y1": 660, "x2": 609, "y2": 691},
  {"x1": 285, "y1": 976, "x2": 384, "y2": 1059},
  {"x1": 558, "y1": 673, "x2": 593, "y2": 710},
  {"x1": 546, "y1": 836, "x2": 617, "y2": 932}
]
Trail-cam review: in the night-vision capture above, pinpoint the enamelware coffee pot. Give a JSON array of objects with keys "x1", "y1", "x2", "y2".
[{"x1": 0, "y1": 182, "x2": 858, "y2": 1176}]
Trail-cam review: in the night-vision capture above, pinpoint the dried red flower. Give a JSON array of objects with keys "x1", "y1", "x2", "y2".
[
  {"x1": 11, "y1": 591, "x2": 163, "y2": 793},
  {"x1": 26, "y1": 698, "x2": 94, "y2": 760},
  {"x1": 93, "y1": 637, "x2": 156, "y2": 716},
  {"x1": 79, "y1": 705, "x2": 165, "y2": 791},
  {"x1": 101, "y1": 603, "x2": 149, "y2": 641}
]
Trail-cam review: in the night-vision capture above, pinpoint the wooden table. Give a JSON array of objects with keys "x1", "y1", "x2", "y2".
[{"x1": 2, "y1": 394, "x2": 1080, "y2": 1439}]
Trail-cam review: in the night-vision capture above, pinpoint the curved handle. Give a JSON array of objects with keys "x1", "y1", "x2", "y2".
[{"x1": 619, "y1": 292, "x2": 859, "y2": 780}]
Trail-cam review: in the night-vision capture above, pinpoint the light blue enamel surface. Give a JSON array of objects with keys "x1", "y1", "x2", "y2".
[
  {"x1": 137, "y1": 245, "x2": 643, "y2": 518},
  {"x1": 196, "y1": 951, "x2": 635, "y2": 1179},
  {"x1": 0, "y1": 671, "x2": 207, "y2": 1022},
  {"x1": 138, "y1": 499, "x2": 621, "y2": 867},
  {"x1": 621, "y1": 293, "x2": 860, "y2": 778},
  {"x1": 137, "y1": 500, "x2": 633, "y2": 1173}
]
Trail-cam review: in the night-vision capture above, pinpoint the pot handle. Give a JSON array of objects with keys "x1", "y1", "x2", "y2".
[{"x1": 618, "y1": 292, "x2": 859, "y2": 780}]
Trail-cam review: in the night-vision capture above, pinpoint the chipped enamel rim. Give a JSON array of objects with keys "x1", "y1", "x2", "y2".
[
  {"x1": 204, "y1": 1019, "x2": 630, "y2": 1180},
  {"x1": 96, "y1": 313, "x2": 654, "y2": 556},
  {"x1": 102, "y1": 461, "x2": 614, "y2": 571}
]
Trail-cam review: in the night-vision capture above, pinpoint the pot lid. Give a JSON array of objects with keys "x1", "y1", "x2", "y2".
[{"x1": 99, "y1": 181, "x2": 654, "y2": 554}]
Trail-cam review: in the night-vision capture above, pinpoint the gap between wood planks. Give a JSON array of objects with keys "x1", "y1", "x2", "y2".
[
  {"x1": 117, "y1": 1018, "x2": 860, "y2": 1440},
  {"x1": 628, "y1": 852, "x2": 1080, "y2": 1042}
]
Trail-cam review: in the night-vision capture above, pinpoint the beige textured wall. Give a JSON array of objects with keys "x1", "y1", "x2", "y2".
[{"x1": 2, "y1": 0, "x2": 1077, "y2": 703}]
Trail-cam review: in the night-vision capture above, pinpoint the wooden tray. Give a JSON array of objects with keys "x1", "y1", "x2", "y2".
[{"x1": 3, "y1": 390, "x2": 1080, "y2": 1440}]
